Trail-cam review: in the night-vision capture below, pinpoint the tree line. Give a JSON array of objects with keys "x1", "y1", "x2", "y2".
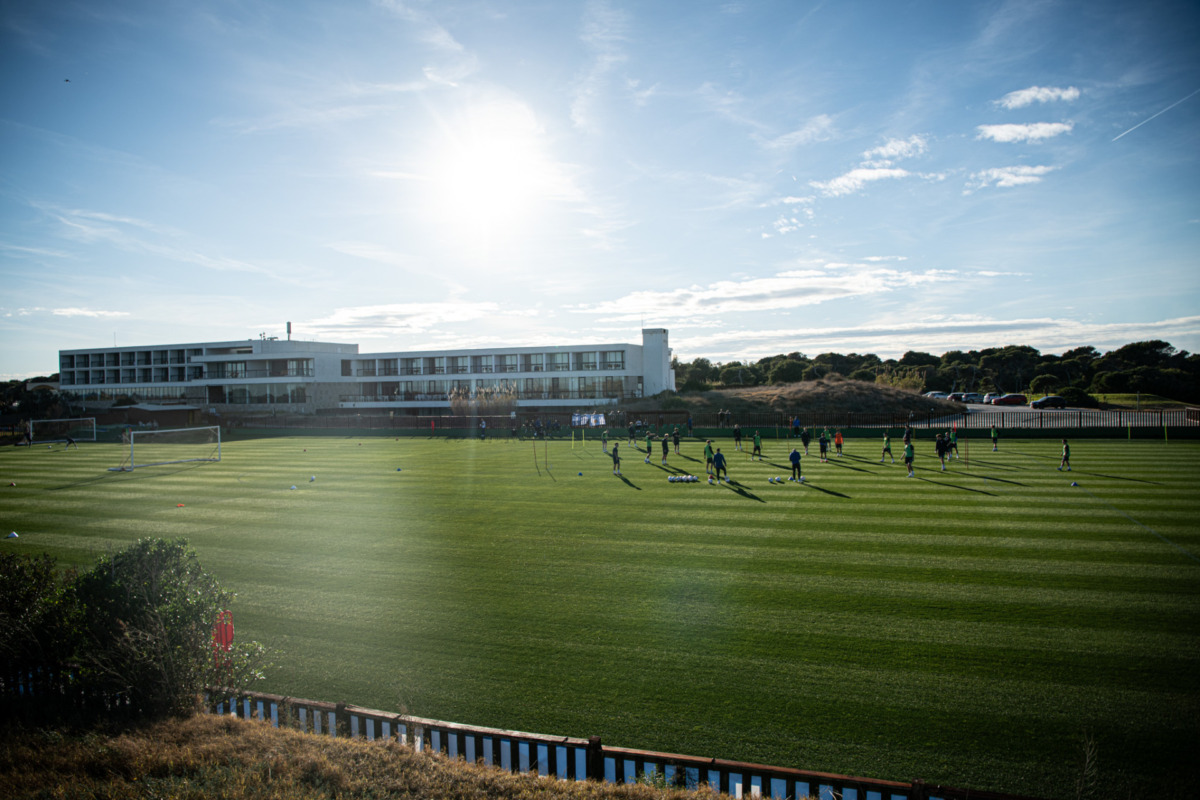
[{"x1": 672, "y1": 339, "x2": 1199, "y2": 404}]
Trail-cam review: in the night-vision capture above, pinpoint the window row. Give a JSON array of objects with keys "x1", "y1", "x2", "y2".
[{"x1": 343, "y1": 351, "x2": 626, "y2": 377}]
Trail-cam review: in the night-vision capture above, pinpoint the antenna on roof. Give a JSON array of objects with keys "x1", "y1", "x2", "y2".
[{"x1": 287, "y1": 321, "x2": 292, "y2": 341}]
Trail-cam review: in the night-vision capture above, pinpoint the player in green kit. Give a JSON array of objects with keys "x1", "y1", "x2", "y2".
[
  {"x1": 991, "y1": 425, "x2": 999, "y2": 451},
  {"x1": 949, "y1": 428, "x2": 959, "y2": 459},
  {"x1": 751, "y1": 430, "x2": 762, "y2": 460},
  {"x1": 904, "y1": 441, "x2": 915, "y2": 477},
  {"x1": 704, "y1": 440, "x2": 715, "y2": 475},
  {"x1": 1058, "y1": 439, "x2": 1071, "y2": 471},
  {"x1": 645, "y1": 431, "x2": 653, "y2": 463},
  {"x1": 881, "y1": 433, "x2": 894, "y2": 463}
]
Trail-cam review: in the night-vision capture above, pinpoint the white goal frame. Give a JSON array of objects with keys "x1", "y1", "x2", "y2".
[
  {"x1": 29, "y1": 417, "x2": 97, "y2": 443},
  {"x1": 109, "y1": 425, "x2": 222, "y2": 471}
]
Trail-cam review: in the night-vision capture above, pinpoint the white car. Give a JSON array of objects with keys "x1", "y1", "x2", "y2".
[
  {"x1": 963, "y1": 392, "x2": 985, "y2": 403},
  {"x1": 923, "y1": 391, "x2": 949, "y2": 399}
]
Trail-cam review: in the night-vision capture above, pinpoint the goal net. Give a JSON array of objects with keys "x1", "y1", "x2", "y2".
[
  {"x1": 29, "y1": 417, "x2": 97, "y2": 443},
  {"x1": 110, "y1": 425, "x2": 222, "y2": 471}
]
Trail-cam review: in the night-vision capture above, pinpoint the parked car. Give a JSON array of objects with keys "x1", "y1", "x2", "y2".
[
  {"x1": 1031, "y1": 395, "x2": 1067, "y2": 409},
  {"x1": 963, "y1": 392, "x2": 985, "y2": 403},
  {"x1": 992, "y1": 393, "x2": 1028, "y2": 406},
  {"x1": 982, "y1": 393, "x2": 1001, "y2": 404},
  {"x1": 923, "y1": 391, "x2": 949, "y2": 399},
  {"x1": 947, "y1": 392, "x2": 967, "y2": 402}
]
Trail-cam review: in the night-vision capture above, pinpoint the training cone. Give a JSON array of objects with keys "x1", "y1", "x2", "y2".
[
  {"x1": 291, "y1": 485, "x2": 297, "y2": 490},
  {"x1": 176, "y1": 503, "x2": 185, "y2": 508},
  {"x1": 1071, "y1": 482, "x2": 1078, "y2": 487},
  {"x1": 396, "y1": 467, "x2": 402, "y2": 471},
  {"x1": 310, "y1": 476, "x2": 316, "y2": 482},
  {"x1": 7, "y1": 532, "x2": 16, "y2": 538},
  {"x1": 578, "y1": 472, "x2": 583, "y2": 476}
]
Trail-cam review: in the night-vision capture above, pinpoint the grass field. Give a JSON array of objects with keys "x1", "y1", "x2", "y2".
[{"x1": 2, "y1": 432, "x2": 1198, "y2": 799}]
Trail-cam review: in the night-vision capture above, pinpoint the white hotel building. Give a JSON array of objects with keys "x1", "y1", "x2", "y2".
[{"x1": 57, "y1": 329, "x2": 674, "y2": 414}]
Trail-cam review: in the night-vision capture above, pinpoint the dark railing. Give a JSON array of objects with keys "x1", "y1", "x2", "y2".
[
  {"x1": 689, "y1": 409, "x2": 1199, "y2": 431},
  {"x1": 205, "y1": 690, "x2": 1044, "y2": 800}
]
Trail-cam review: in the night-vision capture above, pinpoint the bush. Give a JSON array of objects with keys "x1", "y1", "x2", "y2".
[
  {"x1": 69, "y1": 538, "x2": 268, "y2": 719},
  {"x1": 1058, "y1": 387, "x2": 1099, "y2": 408}
]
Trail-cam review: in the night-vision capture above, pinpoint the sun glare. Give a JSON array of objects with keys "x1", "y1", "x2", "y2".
[{"x1": 424, "y1": 98, "x2": 563, "y2": 250}]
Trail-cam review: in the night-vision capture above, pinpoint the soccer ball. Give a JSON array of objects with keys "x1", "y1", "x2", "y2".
[
  {"x1": 310, "y1": 476, "x2": 316, "y2": 482},
  {"x1": 769, "y1": 477, "x2": 775, "y2": 483}
]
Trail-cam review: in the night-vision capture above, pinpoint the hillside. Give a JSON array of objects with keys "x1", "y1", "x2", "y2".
[
  {"x1": 1, "y1": 715, "x2": 701, "y2": 800},
  {"x1": 625, "y1": 377, "x2": 964, "y2": 416}
]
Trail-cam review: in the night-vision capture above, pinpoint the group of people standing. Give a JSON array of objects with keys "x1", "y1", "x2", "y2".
[{"x1": 602, "y1": 418, "x2": 1072, "y2": 481}]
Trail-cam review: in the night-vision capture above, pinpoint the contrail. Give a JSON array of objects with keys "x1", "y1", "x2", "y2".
[{"x1": 1112, "y1": 88, "x2": 1200, "y2": 141}]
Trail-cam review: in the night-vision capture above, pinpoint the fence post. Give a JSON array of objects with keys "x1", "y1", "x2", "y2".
[
  {"x1": 910, "y1": 778, "x2": 927, "y2": 800},
  {"x1": 586, "y1": 736, "x2": 604, "y2": 781},
  {"x1": 335, "y1": 702, "x2": 347, "y2": 737}
]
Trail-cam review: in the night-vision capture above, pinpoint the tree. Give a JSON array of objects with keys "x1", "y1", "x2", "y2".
[
  {"x1": 979, "y1": 345, "x2": 1041, "y2": 392},
  {"x1": 73, "y1": 538, "x2": 267, "y2": 718},
  {"x1": 719, "y1": 362, "x2": 762, "y2": 387},
  {"x1": 899, "y1": 351, "x2": 940, "y2": 368},
  {"x1": 1029, "y1": 374, "x2": 1062, "y2": 395},
  {"x1": 768, "y1": 359, "x2": 808, "y2": 385}
]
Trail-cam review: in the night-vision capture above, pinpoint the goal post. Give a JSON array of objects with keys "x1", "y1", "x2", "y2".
[
  {"x1": 29, "y1": 417, "x2": 97, "y2": 443},
  {"x1": 109, "y1": 425, "x2": 222, "y2": 471}
]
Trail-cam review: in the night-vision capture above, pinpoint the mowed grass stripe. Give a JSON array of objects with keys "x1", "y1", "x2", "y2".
[{"x1": 2, "y1": 436, "x2": 1198, "y2": 798}]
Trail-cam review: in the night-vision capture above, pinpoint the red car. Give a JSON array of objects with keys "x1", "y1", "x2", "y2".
[{"x1": 991, "y1": 393, "x2": 1027, "y2": 406}]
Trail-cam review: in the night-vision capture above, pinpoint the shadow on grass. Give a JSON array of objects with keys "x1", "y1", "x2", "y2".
[
  {"x1": 799, "y1": 481, "x2": 850, "y2": 499},
  {"x1": 971, "y1": 474, "x2": 1028, "y2": 486},
  {"x1": 1065, "y1": 471, "x2": 1163, "y2": 485},
  {"x1": 822, "y1": 459, "x2": 872, "y2": 473},
  {"x1": 721, "y1": 479, "x2": 766, "y2": 503},
  {"x1": 965, "y1": 457, "x2": 1026, "y2": 471},
  {"x1": 51, "y1": 461, "x2": 213, "y2": 491},
  {"x1": 915, "y1": 473, "x2": 995, "y2": 495},
  {"x1": 616, "y1": 475, "x2": 641, "y2": 490}
]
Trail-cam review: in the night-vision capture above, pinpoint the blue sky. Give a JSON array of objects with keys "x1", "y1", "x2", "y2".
[{"x1": 2, "y1": 0, "x2": 1198, "y2": 379}]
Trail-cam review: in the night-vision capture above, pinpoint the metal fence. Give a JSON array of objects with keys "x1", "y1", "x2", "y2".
[{"x1": 206, "y1": 689, "x2": 1044, "y2": 800}]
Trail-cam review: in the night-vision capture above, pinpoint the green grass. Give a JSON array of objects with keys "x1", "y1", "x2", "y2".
[
  {"x1": 1092, "y1": 393, "x2": 1192, "y2": 408},
  {"x1": 3, "y1": 433, "x2": 1198, "y2": 799}
]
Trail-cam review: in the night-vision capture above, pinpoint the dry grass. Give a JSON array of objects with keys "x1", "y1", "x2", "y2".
[
  {"x1": 628, "y1": 377, "x2": 962, "y2": 415},
  {"x1": 0, "y1": 715, "x2": 720, "y2": 800}
]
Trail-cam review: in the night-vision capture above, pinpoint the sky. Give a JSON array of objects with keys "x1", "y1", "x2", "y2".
[{"x1": 2, "y1": 0, "x2": 1199, "y2": 379}]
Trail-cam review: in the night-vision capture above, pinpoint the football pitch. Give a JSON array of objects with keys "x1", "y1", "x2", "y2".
[{"x1": 3, "y1": 433, "x2": 1198, "y2": 798}]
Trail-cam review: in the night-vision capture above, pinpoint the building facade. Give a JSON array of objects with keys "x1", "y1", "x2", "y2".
[{"x1": 57, "y1": 329, "x2": 674, "y2": 414}]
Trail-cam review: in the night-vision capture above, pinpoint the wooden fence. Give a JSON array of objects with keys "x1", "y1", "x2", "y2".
[{"x1": 206, "y1": 689, "x2": 1044, "y2": 800}]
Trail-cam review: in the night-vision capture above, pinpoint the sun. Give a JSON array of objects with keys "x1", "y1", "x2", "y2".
[{"x1": 423, "y1": 97, "x2": 564, "y2": 250}]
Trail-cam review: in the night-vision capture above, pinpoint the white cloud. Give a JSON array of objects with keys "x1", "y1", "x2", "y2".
[
  {"x1": 966, "y1": 165, "x2": 1056, "y2": 191},
  {"x1": 863, "y1": 134, "x2": 928, "y2": 162},
  {"x1": 307, "y1": 302, "x2": 501, "y2": 339},
  {"x1": 757, "y1": 114, "x2": 835, "y2": 150},
  {"x1": 762, "y1": 196, "x2": 814, "y2": 207},
  {"x1": 810, "y1": 167, "x2": 911, "y2": 197},
  {"x1": 976, "y1": 122, "x2": 1073, "y2": 142},
  {"x1": 575, "y1": 263, "x2": 957, "y2": 319},
  {"x1": 51, "y1": 308, "x2": 129, "y2": 319},
  {"x1": 570, "y1": 0, "x2": 629, "y2": 132},
  {"x1": 996, "y1": 86, "x2": 1080, "y2": 109}
]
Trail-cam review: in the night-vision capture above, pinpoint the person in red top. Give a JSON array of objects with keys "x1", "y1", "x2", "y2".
[{"x1": 834, "y1": 430, "x2": 844, "y2": 457}]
